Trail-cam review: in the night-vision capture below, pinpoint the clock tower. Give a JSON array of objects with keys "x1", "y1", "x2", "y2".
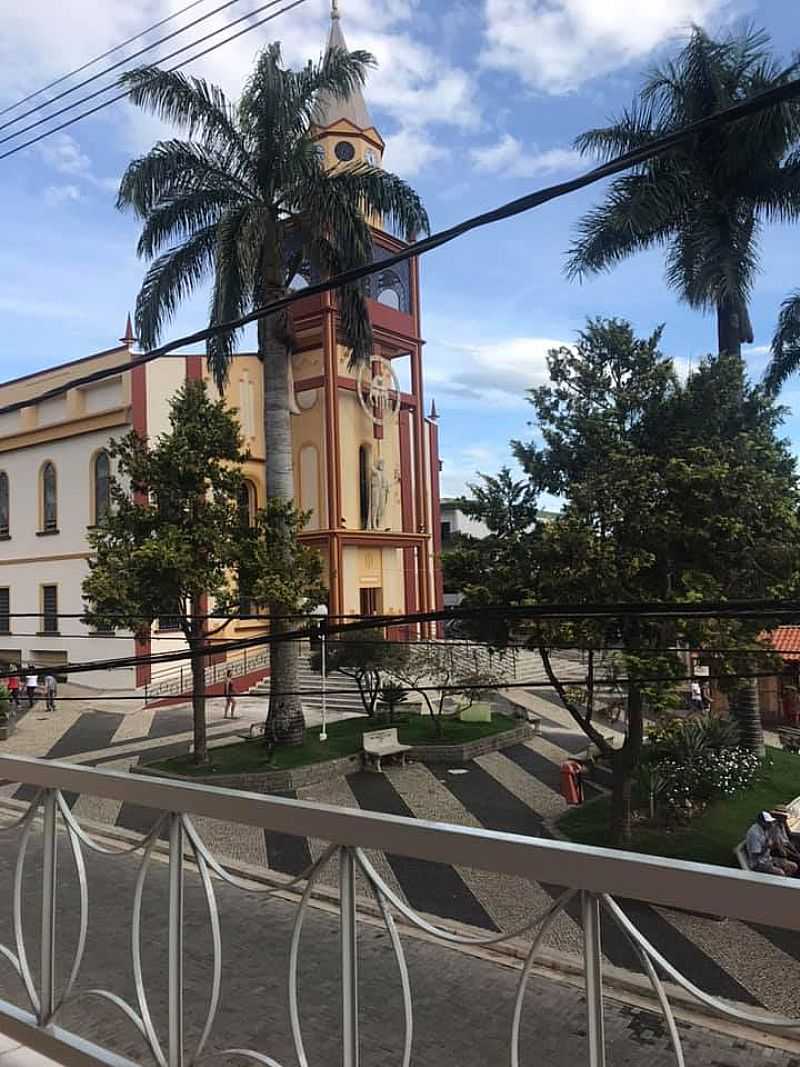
[{"x1": 285, "y1": 1, "x2": 442, "y2": 631}]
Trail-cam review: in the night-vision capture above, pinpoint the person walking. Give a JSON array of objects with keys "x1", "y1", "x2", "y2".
[
  {"x1": 44, "y1": 673, "x2": 57, "y2": 713},
  {"x1": 223, "y1": 669, "x2": 237, "y2": 719},
  {"x1": 25, "y1": 668, "x2": 39, "y2": 708},
  {"x1": 6, "y1": 668, "x2": 20, "y2": 711}
]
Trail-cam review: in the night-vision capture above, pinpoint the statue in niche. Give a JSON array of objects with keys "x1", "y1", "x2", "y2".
[{"x1": 369, "y1": 458, "x2": 390, "y2": 530}]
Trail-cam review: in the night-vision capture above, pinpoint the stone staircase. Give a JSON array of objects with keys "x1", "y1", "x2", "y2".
[{"x1": 246, "y1": 652, "x2": 366, "y2": 716}]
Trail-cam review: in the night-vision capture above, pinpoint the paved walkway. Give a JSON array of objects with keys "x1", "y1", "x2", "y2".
[
  {"x1": 0, "y1": 839, "x2": 794, "y2": 1066},
  {"x1": 1, "y1": 680, "x2": 799, "y2": 1020}
]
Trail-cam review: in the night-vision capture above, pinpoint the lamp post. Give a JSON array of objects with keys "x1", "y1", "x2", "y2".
[{"x1": 312, "y1": 604, "x2": 329, "y2": 741}]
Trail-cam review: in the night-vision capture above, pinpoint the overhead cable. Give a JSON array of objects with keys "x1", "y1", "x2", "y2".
[
  {"x1": 0, "y1": 0, "x2": 248, "y2": 138},
  {"x1": 0, "y1": 0, "x2": 214, "y2": 117},
  {"x1": 3, "y1": 68, "x2": 800, "y2": 418},
  {"x1": 0, "y1": 0, "x2": 309, "y2": 165}
]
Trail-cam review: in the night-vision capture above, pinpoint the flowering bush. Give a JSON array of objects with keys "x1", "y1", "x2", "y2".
[{"x1": 639, "y1": 714, "x2": 760, "y2": 824}]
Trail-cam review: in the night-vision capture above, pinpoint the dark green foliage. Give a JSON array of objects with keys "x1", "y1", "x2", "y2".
[
  {"x1": 568, "y1": 26, "x2": 800, "y2": 356},
  {"x1": 765, "y1": 292, "x2": 800, "y2": 392}
]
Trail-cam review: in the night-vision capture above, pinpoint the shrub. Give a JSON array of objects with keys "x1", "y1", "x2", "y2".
[{"x1": 641, "y1": 714, "x2": 758, "y2": 823}]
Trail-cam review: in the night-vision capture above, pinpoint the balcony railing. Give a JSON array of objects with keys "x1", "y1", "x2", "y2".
[{"x1": 0, "y1": 752, "x2": 798, "y2": 1066}]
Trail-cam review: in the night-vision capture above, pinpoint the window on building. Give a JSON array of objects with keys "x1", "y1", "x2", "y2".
[
  {"x1": 359, "y1": 587, "x2": 382, "y2": 617},
  {"x1": 359, "y1": 445, "x2": 371, "y2": 529},
  {"x1": 237, "y1": 481, "x2": 256, "y2": 617},
  {"x1": 441, "y1": 520, "x2": 452, "y2": 543},
  {"x1": 93, "y1": 450, "x2": 111, "y2": 523},
  {"x1": 41, "y1": 462, "x2": 57, "y2": 532},
  {"x1": 0, "y1": 588, "x2": 9, "y2": 634},
  {"x1": 41, "y1": 585, "x2": 58, "y2": 635},
  {"x1": 158, "y1": 604, "x2": 182, "y2": 632},
  {"x1": 0, "y1": 473, "x2": 8, "y2": 538}
]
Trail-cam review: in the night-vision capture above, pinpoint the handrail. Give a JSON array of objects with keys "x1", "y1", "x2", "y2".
[{"x1": 0, "y1": 753, "x2": 797, "y2": 931}]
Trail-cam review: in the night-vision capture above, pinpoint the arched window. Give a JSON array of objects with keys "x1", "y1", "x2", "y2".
[
  {"x1": 0, "y1": 473, "x2": 8, "y2": 538},
  {"x1": 359, "y1": 445, "x2": 371, "y2": 530},
  {"x1": 41, "y1": 462, "x2": 57, "y2": 532},
  {"x1": 93, "y1": 450, "x2": 111, "y2": 523},
  {"x1": 237, "y1": 480, "x2": 255, "y2": 527}
]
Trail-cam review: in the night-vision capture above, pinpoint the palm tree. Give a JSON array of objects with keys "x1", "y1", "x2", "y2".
[
  {"x1": 567, "y1": 26, "x2": 800, "y2": 754},
  {"x1": 118, "y1": 44, "x2": 429, "y2": 745},
  {"x1": 764, "y1": 292, "x2": 800, "y2": 392},
  {"x1": 567, "y1": 26, "x2": 800, "y2": 358}
]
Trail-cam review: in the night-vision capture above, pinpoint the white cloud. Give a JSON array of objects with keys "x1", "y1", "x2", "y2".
[
  {"x1": 471, "y1": 133, "x2": 581, "y2": 177},
  {"x1": 439, "y1": 443, "x2": 522, "y2": 497},
  {"x1": 383, "y1": 126, "x2": 447, "y2": 176},
  {"x1": 481, "y1": 0, "x2": 729, "y2": 93},
  {"x1": 43, "y1": 183, "x2": 81, "y2": 207},
  {"x1": 425, "y1": 333, "x2": 565, "y2": 409},
  {"x1": 36, "y1": 133, "x2": 92, "y2": 177}
]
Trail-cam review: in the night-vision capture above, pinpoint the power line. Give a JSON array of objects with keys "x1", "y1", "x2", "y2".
[
  {"x1": 0, "y1": 0, "x2": 294, "y2": 150},
  {"x1": 2, "y1": 68, "x2": 800, "y2": 417},
  {"x1": 0, "y1": 0, "x2": 214, "y2": 118},
  {"x1": 0, "y1": 0, "x2": 309, "y2": 164}
]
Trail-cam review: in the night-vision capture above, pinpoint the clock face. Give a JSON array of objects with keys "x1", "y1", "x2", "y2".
[{"x1": 334, "y1": 140, "x2": 355, "y2": 162}]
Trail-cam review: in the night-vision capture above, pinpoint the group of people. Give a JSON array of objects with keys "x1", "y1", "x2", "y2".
[
  {"x1": 745, "y1": 808, "x2": 800, "y2": 876},
  {"x1": 4, "y1": 666, "x2": 58, "y2": 712}
]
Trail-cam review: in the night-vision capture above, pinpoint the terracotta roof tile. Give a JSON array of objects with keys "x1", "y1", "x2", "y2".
[{"x1": 768, "y1": 627, "x2": 800, "y2": 661}]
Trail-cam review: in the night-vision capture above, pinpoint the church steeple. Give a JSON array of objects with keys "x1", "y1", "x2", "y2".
[{"x1": 312, "y1": 1, "x2": 384, "y2": 167}]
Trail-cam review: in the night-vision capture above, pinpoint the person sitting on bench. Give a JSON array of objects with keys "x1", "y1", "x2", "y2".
[
  {"x1": 745, "y1": 811, "x2": 797, "y2": 876},
  {"x1": 770, "y1": 806, "x2": 800, "y2": 863}
]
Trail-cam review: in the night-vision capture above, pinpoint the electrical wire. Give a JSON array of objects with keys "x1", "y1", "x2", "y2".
[
  {"x1": 0, "y1": 0, "x2": 214, "y2": 117},
  {"x1": 2, "y1": 598, "x2": 800, "y2": 681},
  {"x1": 0, "y1": 0, "x2": 288, "y2": 151},
  {"x1": 0, "y1": 0, "x2": 309, "y2": 164},
  {"x1": 0, "y1": 0, "x2": 250, "y2": 140},
  {"x1": 3, "y1": 67, "x2": 800, "y2": 417}
]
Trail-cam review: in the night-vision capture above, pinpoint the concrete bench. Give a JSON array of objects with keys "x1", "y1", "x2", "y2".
[
  {"x1": 363, "y1": 728, "x2": 412, "y2": 773},
  {"x1": 778, "y1": 727, "x2": 800, "y2": 753}
]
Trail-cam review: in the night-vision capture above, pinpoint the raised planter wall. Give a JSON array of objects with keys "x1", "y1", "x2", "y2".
[{"x1": 134, "y1": 722, "x2": 532, "y2": 791}]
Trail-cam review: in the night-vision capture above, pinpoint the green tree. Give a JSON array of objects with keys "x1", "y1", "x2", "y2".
[
  {"x1": 442, "y1": 468, "x2": 540, "y2": 644},
  {"x1": 509, "y1": 319, "x2": 800, "y2": 843},
  {"x1": 567, "y1": 26, "x2": 800, "y2": 357},
  {"x1": 393, "y1": 644, "x2": 501, "y2": 739},
  {"x1": 117, "y1": 45, "x2": 429, "y2": 746},
  {"x1": 84, "y1": 381, "x2": 251, "y2": 764},
  {"x1": 764, "y1": 292, "x2": 800, "y2": 392},
  {"x1": 309, "y1": 628, "x2": 409, "y2": 717}
]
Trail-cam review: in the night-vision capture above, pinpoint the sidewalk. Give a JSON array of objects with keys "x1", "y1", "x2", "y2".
[{"x1": 0, "y1": 834, "x2": 795, "y2": 1065}]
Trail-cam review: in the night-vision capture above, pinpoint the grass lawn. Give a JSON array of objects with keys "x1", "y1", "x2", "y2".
[
  {"x1": 149, "y1": 712, "x2": 518, "y2": 778},
  {"x1": 559, "y1": 746, "x2": 800, "y2": 867}
]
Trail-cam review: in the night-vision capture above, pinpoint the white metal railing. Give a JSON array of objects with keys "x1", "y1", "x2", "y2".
[
  {"x1": 144, "y1": 644, "x2": 273, "y2": 701},
  {"x1": 0, "y1": 752, "x2": 798, "y2": 1066}
]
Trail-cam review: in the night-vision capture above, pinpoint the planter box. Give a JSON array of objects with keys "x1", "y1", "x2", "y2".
[
  {"x1": 407, "y1": 723, "x2": 532, "y2": 764},
  {"x1": 133, "y1": 752, "x2": 364, "y2": 792}
]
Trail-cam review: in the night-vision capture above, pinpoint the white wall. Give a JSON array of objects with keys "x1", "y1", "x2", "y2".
[
  {"x1": 440, "y1": 503, "x2": 490, "y2": 540},
  {"x1": 0, "y1": 427, "x2": 136, "y2": 688}
]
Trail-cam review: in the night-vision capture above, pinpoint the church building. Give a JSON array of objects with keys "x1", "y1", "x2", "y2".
[{"x1": 0, "y1": 6, "x2": 443, "y2": 690}]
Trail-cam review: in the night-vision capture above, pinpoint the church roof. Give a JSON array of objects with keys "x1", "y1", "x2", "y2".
[{"x1": 313, "y1": 4, "x2": 375, "y2": 133}]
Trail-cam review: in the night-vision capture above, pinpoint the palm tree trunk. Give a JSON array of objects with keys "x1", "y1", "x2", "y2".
[
  {"x1": 716, "y1": 299, "x2": 743, "y2": 357},
  {"x1": 262, "y1": 310, "x2": 305, "y2": 746},
  {"x1": 716, "y1": 301, "x2": 764, "y2": 755}
]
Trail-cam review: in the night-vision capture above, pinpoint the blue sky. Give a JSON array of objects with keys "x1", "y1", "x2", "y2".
[{"x1": 0, "y1": 0, "x2": 799, "y2": 497}]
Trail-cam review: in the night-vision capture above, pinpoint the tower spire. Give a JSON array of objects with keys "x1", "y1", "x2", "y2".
[{"x1": 331, "y1": 0, "x2": 340, "y2": 19}]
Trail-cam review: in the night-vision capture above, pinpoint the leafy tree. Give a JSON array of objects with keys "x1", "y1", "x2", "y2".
[
  {"x1": 310, "y1": 628, "x2": 409, "y2": 716},
  {"x1": 393, "y1": 645, "x2": 501, "y2": 738},
  {"x1": 507, "y1": 319, "x2": 800, "y2": 843},
  {"x1": 442, "y1": 468, "x2": 540, "y2": 644},
  {"x1": 117, "y1": 46, "x2": 429, "y2": 749},
  {"x1": 567, "y1": 26, "x2": 800, "y2": 357},
  {"x1": 764, "y1": 292, "x2": 800, "y2": 392},
  {"x1": 83, "y1": 381, "x2": 249, "y2": 764}
]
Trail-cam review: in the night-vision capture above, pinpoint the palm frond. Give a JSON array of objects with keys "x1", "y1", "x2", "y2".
[
  {"x1": 118, "y1": 139, "x2": 254, "y2": 217},
  {"x1": 206, "y1": 205, "x2": 259, "y2": 389},
  {"x1": 136, "y1": 188, "x2": 238, "y2": 259},
  {"x1": 134, "y1": 225, "x2": 217, "y2": 349},
  {"x1": 121, "y1": 66, "x2": 250, "y2": 170},
  {"x1": 764, "y1": 292, "x2": 800, "y2": 393},
  {"x1": 304, "y1": 162, "x2": 430, "y2": 240}
]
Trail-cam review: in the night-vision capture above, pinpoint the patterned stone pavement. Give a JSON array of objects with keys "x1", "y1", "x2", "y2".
[{"x1": 1, "y1": 683, "x2": 799, "y2": 1021}]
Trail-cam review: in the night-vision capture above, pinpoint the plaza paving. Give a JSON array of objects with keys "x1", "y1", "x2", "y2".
[{"x1": 0, "y1": 678, "x2": 799, "y2": 1048}]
